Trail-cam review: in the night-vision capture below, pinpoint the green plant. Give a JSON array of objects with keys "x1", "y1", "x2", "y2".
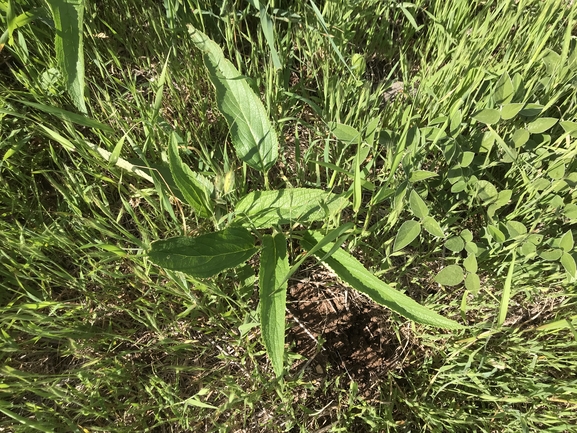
[
  {"x1": 1, "y1": 0, "x2": 86, "y2": 112},
  {"x1": 146, "y1": 27, "x2": 463, "y2": 378}
]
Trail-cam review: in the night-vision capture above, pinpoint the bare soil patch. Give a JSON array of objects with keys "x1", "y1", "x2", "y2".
[{"x1": 286, "y1": 267, "x2": 418, "y2": 399}]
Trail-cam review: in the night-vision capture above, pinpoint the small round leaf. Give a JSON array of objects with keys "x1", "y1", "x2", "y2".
[
  {"x1": 465, "y1": 273, "x2": 481, "y2": 294},
  {"x1": 445, "y1": 236, "x2": 465, "y2": 252},
  {"x1": 434, "y1": 265, "x2": 465, "y2": 286}
]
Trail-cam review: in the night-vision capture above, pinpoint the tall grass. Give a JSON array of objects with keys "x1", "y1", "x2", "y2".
[{"x1": 1, "y1": 0, "x2": 576, "y2": 431}]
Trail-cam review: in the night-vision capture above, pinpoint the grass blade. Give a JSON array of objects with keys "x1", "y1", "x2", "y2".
[
  {"x1": 259, "y1": 5, "x2": 282, "y2": 69},
  {"x1": 498, "y1": 251, "x2": 517, "y2": 327},
  {"x1": 17, "y1": 100, "x2": 112, "y2": 131}
]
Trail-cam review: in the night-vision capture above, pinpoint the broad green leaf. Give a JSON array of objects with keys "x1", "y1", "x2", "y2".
[
  {"x1": 399, "y1": 4, "x2": 422, "y2": 30},
  {"x1": 465, "y1": 272, "x2": 481, "y2": 295},
  {"x1": 540, "y1": 249, "x2": 562, "y2": 261},
  {"x1": 461, "y1": 151, "x2": 475, "y2": 168},
  {"x1": 489, "y1": 191, "x2": 509, "y2": 216},
  {"x1": 494, "y1": 72, "x2": 514, "y2": 105},
  {"x1": 409, "y1": 190, "x2": 429, "y2": 219},
  {"x1": 527, "y1": 234, "x2": 544, "y2": 245},
  {"x1": 168, "y1": 133, "x2": 213, "y2": 218},
  {"x1": 463, "y1": 254, "x2": 478, "y2": 274},
  {"x1": 560, "y1": 121, "x2": 577, "y2": 138},
  {"x1": 409, "y1": 170, "x2": 438, "y2": 183},
  {"x1": 148, "y1": 228, "x2": 258, "y2": 278},
  {"x1": 451, "y1": 180, "x2": 467, "y2": 193},
  {"x1": 561, "y1": 252, "x2": 577, "y2": 278},
  {"x1": 188, "y1": 26, "x2": 278, "y2": 173},
  {"x1": 520, "y1": 241, "x2": 536, "y2": 256},
  {"x1": 445, "y1": 236, "x2": 464, "y2": 252},
  {"x1": 500, "y1": 103, "x2": 525, "y2": 120},
  {"x1": 259, "y1": 233, "x2": 288, "y2": 377},
  {"x1": 487, "y1": 225, "x2": 506, "y2": 243},
  {"x1": 109, "y1": 131, "x2": 127, "y2": 166},
  {"x1": 543, "y1": 49, "x2": 561, "y2": 74},
  {"x1": 421, "y1": 127, "x2": 447, "y2": 141},
  {"x1": 465, "y1": 241, "x2": 478, "y2": 255},
  {"x1": 434, "y1": 265, "x2": 464, "y2": 286},
  {"x1": 479, "y1": 130, "x2": 495, "y2": 153},
  {"x1": 506, "y1": 221, "x2": 527, "y2": 238},
  {"x1": 527, "y1": 117, "x2": 558, "y2": 134},
  {"x1": 234, "y1": 188, "x2": 348, "y2": 228},
  {"x1": 449, "y1": 109, "x2": 462, "y2": 136},
  {"x1": 548, "y1": 162, "x2": 565, "y2": 180},
  {"x1": 351, "y1": 53, "x2": 366, "y2": 77},
  {"x1": 549, "y1": 195, "x2": 564, "y2": 209},
  {"x1": 364, "y1": 116, "x2": 380, "y2": 147},
  {"x1": 476, "y1": 180, "x2": 498, "y2": 201},
  {"x1": 393, "y1": 220, "x2": 421, "y2": 252},
  {"x1": 473, "y1": 108, "x2": 500, "y2": 125},
  {"x1": 300, "y1": 232, "x2": 463, "y2": 329},
  {"x1": 460, "y1": 229, "x2": 473, "y2": 243},
  {"x1": 422, "y1": 216, "x2": 445, "y2": 238},
  {"x1": 45, "y1": 0, "x2": 86, "y2": 113},
  {"x1": 565, "y1": 203, "x2": 577, "y2": 220},
  {"x1": 329, "y1": 122, "x2": 361, "y2": 144},
  {"x1": 498, "y1": 251, "x2": 516, "y2": 327},
  {"x1": 510, "y1": 128, "x2": 530, "y2": 148},
  {"x1": 448, "y1": 165, "x2": 463, "y2": 185},
  {"x1": 559, "y1": 230, "x2": 574, "y2": 252},
  {"x1": 406, "y1": 126, "x2": 421, "y2": 150},
  {"x1": 519, "y1": 104, "x2": 543, "y2": 117}
]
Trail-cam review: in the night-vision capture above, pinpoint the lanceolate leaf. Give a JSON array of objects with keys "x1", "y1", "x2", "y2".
[
  {"x1": 393, "y1": 220, "x2": 421, "y2": 252},
  {"x1": 300, "y1": 232, "x2": 463, "y2": 329},
  {"x1": 188, "y1": 25, "x2": 278, "y2": 173},
  {"x1": 494, "y1": 72, "x2": 514, "y2": 105},
  {"x1": 527, "y1": 117, "x2": 558, "y2": 134},
  {"x1": 409, "y1": 190, "x2": 429, "y2": 219},
  {"x1": 148, "y1": 228, "x2": 258, "y2": 278},
  {"x1": 168, "y1": 133, "x2": 213, "y2": 218},
  {"x1": 422, "y1": 216, "x2": 444, "y2": 238},
  {"x1": 45, "y1": 0, "x2": 86, "y2": 113},
  {"x1": 259, "y1": 233, "x2": 289, "y2": 377},
  {"x1": 234, "y1": 188, "x2": 349, "y2": 229}
]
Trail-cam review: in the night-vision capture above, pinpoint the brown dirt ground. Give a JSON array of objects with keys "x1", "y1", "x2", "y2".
[{"x1": 286, "y1": 266, "x2": 419, "y2": 400}]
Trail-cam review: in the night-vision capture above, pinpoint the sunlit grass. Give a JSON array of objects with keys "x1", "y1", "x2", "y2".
[{"x1": 1, "y1": 0, "x2": 576, "y2": 431}]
